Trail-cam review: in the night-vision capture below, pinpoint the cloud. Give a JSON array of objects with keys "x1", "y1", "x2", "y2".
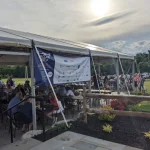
[
  {"x1": 103, "y1": 40, "x2": 150, "y2": 55},
  {"x1": 0, "y1": 0, "x2": 150, "y2": 56},
  {"x1": 84, "y1": 10, "x2": 136, "y2": 27}
]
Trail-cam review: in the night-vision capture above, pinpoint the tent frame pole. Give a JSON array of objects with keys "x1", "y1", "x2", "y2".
[
  {"x1": 115, "y1": 58, "x2": 120, "y2": 94},
  {"x1": 25, "y1": 66, "x2": 28, "y2": 80},
  {"x1": 90, "y1": 54, "x2": 101, "y2": 93},
  {"x1": 98, "y1": 63, "x2": 101, "y2": 76},
  {"x1": 132, "y1": 58, "x2": 135, "y2": 91},
  {"x1": 118, "y1": 54, "x2": 130, "y2": 95},
  {"x1": 30, "y1": 46, "x2": 37, "y2": 130}
]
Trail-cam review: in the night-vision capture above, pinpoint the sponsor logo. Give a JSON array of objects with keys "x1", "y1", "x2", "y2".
[
  {"x1": 48, "y1": 72, "x2": 53, "y2": 77},
  {"x1": 64, "y1": 60, "x2": 68, "y2": 62},
  {"x1": 40, "y1": 52, "x2": 51, "y2": 59}
]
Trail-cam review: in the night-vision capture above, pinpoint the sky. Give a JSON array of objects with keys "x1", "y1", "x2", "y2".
[{"x1": 0, "y1": 0, "x2": 150, "y2": 55}]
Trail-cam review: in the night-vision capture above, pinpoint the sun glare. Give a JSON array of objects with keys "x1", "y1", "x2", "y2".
[{"x1": 91, "y1": 0, "x2": 110, "y2": 17}]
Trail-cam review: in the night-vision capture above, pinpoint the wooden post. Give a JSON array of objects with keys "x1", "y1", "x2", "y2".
[
  {"x1": 88, "y1": 81, "x2": 92, "y2": 108},
  {"x1": 83, "y1": 87, "x2": 87, "y2": 123}
]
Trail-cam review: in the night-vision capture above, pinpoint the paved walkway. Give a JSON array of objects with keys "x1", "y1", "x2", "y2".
[
  {"x1": 30, "y1": 131, "x2": 142, "y2": 150},
  {"x1": 0, "y1": 122, "x2": 22, "y2": 147},
  {"x1": 0, "y1": 110, "x2": 79, "y2": 148}
]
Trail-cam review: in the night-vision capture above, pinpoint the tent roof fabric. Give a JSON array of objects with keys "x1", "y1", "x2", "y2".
[{"x1": 0, "y1": 27, "x2": 134, "y2": 65}]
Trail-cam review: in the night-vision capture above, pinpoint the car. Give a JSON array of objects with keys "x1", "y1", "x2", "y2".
[{"x1": 142, "y1": 72, "x2": 149, "y2": 79}]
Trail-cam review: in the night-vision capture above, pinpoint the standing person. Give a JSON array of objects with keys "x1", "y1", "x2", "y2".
[
  {"x1": 6, "y1": 77, "x2": 15, "y2": 89},
  {"x1": 7, "y1": 92, "x2": 23, "y2": 116},
  {"x1": 139, "y1": 75, "x2": 145, "y2": 91},
  {"x1": 134, "y1": 74, "x2": 138, "y2": 89},
  {"x1": 19, "y1": 95, "x2": 33, "y2": 132},
  {"x1": 24, "y1": 80, "x2": 31, "y2": 95},
  {"x1": 93, "y1": 75, "x2": 98, "y2": 89},
  {"x1": 104, "y1": 75, "x2": 108, "y2": 88}
]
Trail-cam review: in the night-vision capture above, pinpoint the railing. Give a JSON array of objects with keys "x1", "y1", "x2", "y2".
[
  {"x1": 0, "y1": 96, "x2": 45, "y2": 143},
  {"x1": 82, "y1": 87, "x2": 150, "y2": 123}
]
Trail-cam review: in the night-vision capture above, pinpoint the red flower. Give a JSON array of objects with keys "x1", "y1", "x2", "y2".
[
  {"x1": 116, "y1": 105, "x2": 125, "y2": 110},
  {"x1": 111, "y1": 99, "x2": 126, "y2": 110}
]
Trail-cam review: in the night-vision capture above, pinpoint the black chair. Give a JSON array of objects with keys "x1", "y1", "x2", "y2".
[
  {"x1": 13, "y1": 112, "x2": 30, "y2": 137},
  {"x1": 64, "y1": 97, "x2": 75, "y2": 118}
]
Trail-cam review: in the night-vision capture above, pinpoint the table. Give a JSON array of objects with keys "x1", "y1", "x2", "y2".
[{"x1": 77, "y1": 89, "x2": 111, "y2": 94}]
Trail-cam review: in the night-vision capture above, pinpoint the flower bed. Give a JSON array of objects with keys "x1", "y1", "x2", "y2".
[{"x1": 34, "y1": 115, "x2": 150, "y2": 150}]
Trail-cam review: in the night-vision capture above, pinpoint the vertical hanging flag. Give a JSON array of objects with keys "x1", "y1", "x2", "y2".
[{"x1": 33, "y1": 47, "x2": 55, "y2": 86}]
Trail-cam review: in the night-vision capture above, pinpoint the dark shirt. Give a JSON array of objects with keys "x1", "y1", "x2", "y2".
[
  {"x1": 7, "y1": 79, "x2": 14, "y2": 86},
  {"x1": 8, "y1": 96, "x2": 20, "y2": 115},
  {"x1": 19, "y1": 102, "x2": 32, "y2": 119}
]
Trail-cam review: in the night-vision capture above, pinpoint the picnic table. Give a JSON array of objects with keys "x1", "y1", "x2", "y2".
[{"x1": 76, "y1": 89, "x2": 111, "y2": 94}]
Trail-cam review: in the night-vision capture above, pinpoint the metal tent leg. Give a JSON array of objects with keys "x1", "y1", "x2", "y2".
[{"x1": 30, "y1": 50, "x2": 37, "y2": 130}]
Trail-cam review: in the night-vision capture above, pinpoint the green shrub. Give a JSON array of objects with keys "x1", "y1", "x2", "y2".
[
  {"x1": 98, "y1": 105, "x2": 116, "y2": 122},
  {"x1": 144, "y1": 131, "x2": 150, "y2": 139},
  {"x1": 127, "y1": 102, "x2": 150, "y2": 112},
  {"x1": 103, "y1": 124, "x2": 112, "y2": 133}
]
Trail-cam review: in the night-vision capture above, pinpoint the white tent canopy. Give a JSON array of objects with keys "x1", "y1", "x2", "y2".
[
  {"x1": 0, "y1": 27, "x2": 135, "y2": 130},
  {"x1": 0, "y1": 27, "x2": 134, "y2": 65}
]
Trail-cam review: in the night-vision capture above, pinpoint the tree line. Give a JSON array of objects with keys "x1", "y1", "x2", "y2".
[
  {"x1": 0, "y1": 52, "x2": 150, "y2": 78},
  {"x1": 0, "y1": 66, "x2": 30, "y2": 78}
]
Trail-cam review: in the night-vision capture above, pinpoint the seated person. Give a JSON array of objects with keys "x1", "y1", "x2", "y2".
[
  {"x1": 0, "y1": 85, "x2": 7, "y2": 102},
  {"x1": 5, "y1": 84, "x2": 12, "y2": 93},
  {"x1": 57, "y1": 85, "x2": 67, "y2": 96},
  {"x1": 19, "y1": 95, "x2": 32, "y2": 132},
  {"x1": 7, "y1": 92, "x2": 23, "y2": 116},
  {"x1": 47, "y1": 93, "x2": 61, "y2": 119},
  {"x1": 66, "y1": 87, "x2": 75, "y2": 97},
  {"x1": 36, "y1": 89, "x2": 46, "y2": 106},
  {"x1": 36, "y1": 101, "x2": 41, "y2": 109},
  {"x1": 36, "y1": 101, "x2": 42, "y2": 122},
  {"x1": 0, "y1": 77, "x2": 3, "y2": 86},
  {"x1": 64, "y1": 87, "x2": 75, "y2": 107}
]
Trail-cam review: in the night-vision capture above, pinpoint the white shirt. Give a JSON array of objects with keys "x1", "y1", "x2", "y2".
[{"x1": 67, "y1": 90, "x2": 75, "y2": 96}]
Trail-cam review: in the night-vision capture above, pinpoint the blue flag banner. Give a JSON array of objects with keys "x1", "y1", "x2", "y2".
[{"x1": 34, "y1": 47, "x2": 91, "y2": 86}]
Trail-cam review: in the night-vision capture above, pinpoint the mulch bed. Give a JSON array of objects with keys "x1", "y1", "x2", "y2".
[{"x1": 34, "y1": 115, "x2": 150, "y2": 150}]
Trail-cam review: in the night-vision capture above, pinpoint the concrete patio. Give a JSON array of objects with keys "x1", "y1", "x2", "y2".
[
  {"x1": 30, "y1": 131, "x2": 142, "y2": 150},
  {"x1": 0, "y1": 110, "x2": 79, "y2": 148},
  {"x1": 0, "y1": 131, "x2": 142, "y2": 150}
]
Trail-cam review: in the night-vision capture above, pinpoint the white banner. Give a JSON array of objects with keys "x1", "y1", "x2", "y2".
[
  {"x1": 53, "y1": 54, "x2": 91, "y2": 84},
  {"x1": 34, "y1": 47, "x2": 91, "y2": 85}
]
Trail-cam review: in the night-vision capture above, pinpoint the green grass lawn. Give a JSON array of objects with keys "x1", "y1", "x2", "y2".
[
  {"x1": 145, "y1": 79, "x2": 150, "y2": 93},
  {"x1": 127, "y1": 101, "x2": 150, "y2": 112},
  {"x1": 2, "y1": 78, "x2": 30, "y2": 85}
]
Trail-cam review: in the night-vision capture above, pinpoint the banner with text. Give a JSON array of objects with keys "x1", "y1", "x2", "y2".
[{"x1": 34, "y1": 47, "x2": 91, "y2": 85}]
